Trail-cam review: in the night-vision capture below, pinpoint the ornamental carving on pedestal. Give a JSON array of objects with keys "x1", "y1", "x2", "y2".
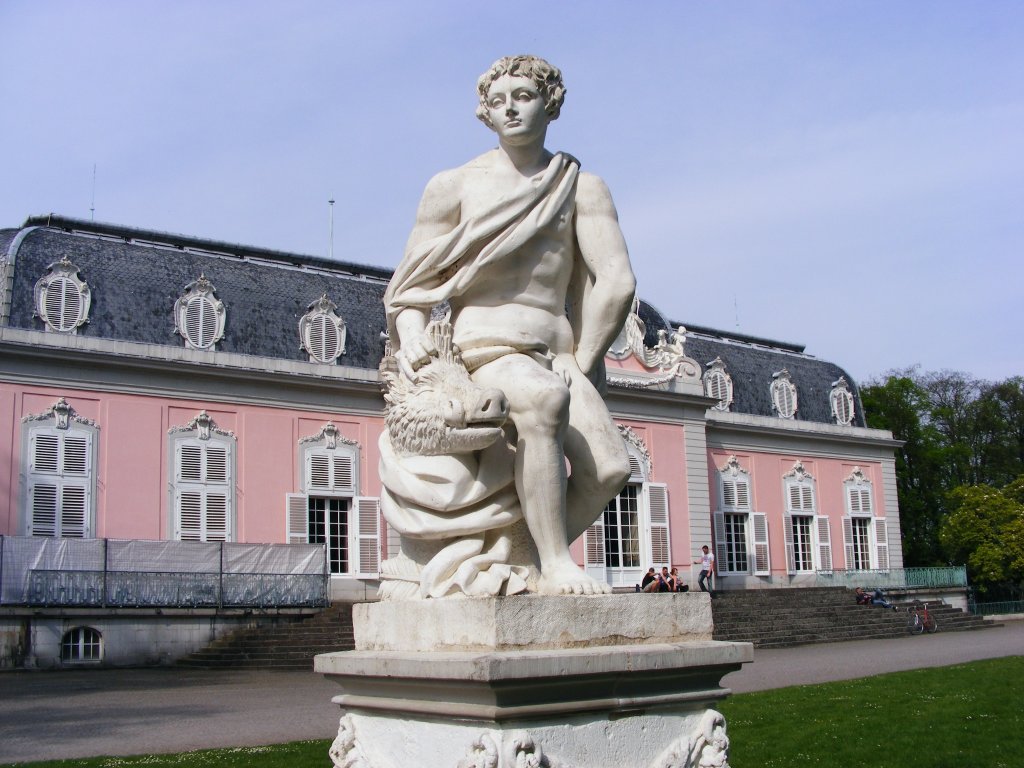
[
  {"x1": 648, "y1": 710, "x2": 731, "y2": 768},
  {"x1": 329, "y1": 715, "x2": 372, "y2": 768},
  {"x1": 458, "y1": 730, "x2": 563, "y2": 768}
]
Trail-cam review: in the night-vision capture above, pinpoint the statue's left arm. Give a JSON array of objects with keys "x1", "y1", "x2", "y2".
[{"x1": 571, "y1": 172, "x2": 637, "y2": 376}]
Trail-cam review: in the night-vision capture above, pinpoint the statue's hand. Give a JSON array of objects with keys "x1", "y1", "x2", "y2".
[
  {"x1": 396, "y1": 332, "x2": 438, "y2": 380},
  {"x1": 551, "y1": 357, "x2": 573, "y2": 387}
]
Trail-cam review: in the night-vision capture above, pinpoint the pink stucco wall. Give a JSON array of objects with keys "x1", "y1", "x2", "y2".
[
  {"x1": 0, "y1": 382, "x2": 385, "y2": 542},
  {"x1": 707, "y1": 448, "x2": 888, "y2": 573}
]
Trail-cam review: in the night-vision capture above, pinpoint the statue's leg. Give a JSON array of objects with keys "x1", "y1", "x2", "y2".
[
  {"x1": 471, "y1": 355, "x2": 609, "y2": 595},
  {"x1": 563, "y1": 370, "x2": 632, "y2": 542}
]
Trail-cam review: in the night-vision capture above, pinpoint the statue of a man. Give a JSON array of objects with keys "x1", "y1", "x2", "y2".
[{"x1": 383, "y1": 55, "x2": 635, "y2": 595}]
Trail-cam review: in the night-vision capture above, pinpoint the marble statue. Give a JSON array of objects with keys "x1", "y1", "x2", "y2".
[{"x1": 379, "y1": 55, "x2": 636, "y2": 598}]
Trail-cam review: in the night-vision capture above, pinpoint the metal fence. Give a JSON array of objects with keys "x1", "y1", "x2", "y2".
[
  {"x1": 812, "y1": 566, "x2": 968, "y2": 590},
  {"x1": 0, "y1": 536, "x2": 328, "y2": 609},
  {"x1": 968, "y1": 600, "x2": 1024, "y2": 616}
]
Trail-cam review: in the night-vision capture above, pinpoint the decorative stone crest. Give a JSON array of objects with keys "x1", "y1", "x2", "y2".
[
  {"x1": 719, "y1": 455, "x2": 749, "y2": 478},
  {"x1": 167, "y1": 410, "x2": 234, "y2": 440},
  {"x1": 21, "y1": 397, "x2": 98, "y2": 430},
  {"x1": 299, "y1": 421, "x2": 359, "y2": 450},
  {"x1": 845, "y1": 466, "x2": 870, "y2": 485},
  {"x1": 783, "y1": 460, "x2": 814, "y2": 482},
  {"x1": 607, "y1": 297, "x2": 701, "y2": 387}
]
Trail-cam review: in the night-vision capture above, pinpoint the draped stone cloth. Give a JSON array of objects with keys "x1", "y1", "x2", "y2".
[{"x1": 379, "y1": 152, "x2": 580, "y2": 599}]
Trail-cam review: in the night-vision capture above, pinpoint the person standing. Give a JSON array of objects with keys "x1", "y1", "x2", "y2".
[{"x1": 696, "y1": 545, "x2": 715, "y2": 594}]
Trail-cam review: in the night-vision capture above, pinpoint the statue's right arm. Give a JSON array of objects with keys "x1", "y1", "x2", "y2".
[{"x1": 394, "y1": 171, "x2": 462, "y2": 375}]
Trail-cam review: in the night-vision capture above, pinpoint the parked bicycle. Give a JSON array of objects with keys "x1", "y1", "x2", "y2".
[{"x1": 908, "y1": 601, "x2": 938, "y2": 634}]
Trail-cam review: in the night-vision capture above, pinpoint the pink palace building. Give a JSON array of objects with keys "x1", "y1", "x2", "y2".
[{"x1": 0, "y1": 215, "x2": 903, "y2": 666}]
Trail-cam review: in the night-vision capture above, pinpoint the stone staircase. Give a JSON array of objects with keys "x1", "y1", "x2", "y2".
[
  {"x1": 711, "y1": 587, "x2": 997, "y2": 648},
  {"x1": 177, "y1": 603, "x2": 356, "y2": 669}
]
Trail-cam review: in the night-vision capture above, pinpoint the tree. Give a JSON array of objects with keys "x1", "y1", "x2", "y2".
[{"x1": 940, "y1": 477, "x2": 1024, "y2": 600}]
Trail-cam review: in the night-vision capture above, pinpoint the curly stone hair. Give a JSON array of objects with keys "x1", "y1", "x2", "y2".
[{"x1": 475, "y1": 55, "x2": 566, "y2": 129}]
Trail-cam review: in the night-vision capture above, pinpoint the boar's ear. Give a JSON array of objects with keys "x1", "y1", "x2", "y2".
[{"x1": 379, "y1": 356, "x2": 400, "y2": 390}]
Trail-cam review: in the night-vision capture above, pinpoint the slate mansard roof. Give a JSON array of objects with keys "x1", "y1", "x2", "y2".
[{"x1": 2, "y1": 215, "x2": 864, "y2": 427}]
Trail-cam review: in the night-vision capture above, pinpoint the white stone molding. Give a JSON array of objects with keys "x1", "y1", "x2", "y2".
[
  {"x1": 21, "y1": 397, "x2": 98, "y2": 430},
  {"x1": 33, "y1": 256, "x2": 91, "y2": 334},
  {"x1": 647, "y1": 710, "x2": 730, "y2": 768},
  {"x1": 167, "y1": 410, "x2": 234, "y2": 440},
  {"x1": 329, "y1": 715, "x2": 373, "y2": 768},
  {"x1": 299, "y1": 293, "x2": 347, "y2": 364},
  {"x1": 829, "y1": 376, "x2": 855, "y2": 426},
  {"x1": 783, "y1": 460, "x2": 815, "y2": 482},
  {"x1": 703, "y1": 358, "x2": 733, "y2": 412},
  {"x1": 299, "y1": 421, "x2": 359, "y2": 449},
  {"x1": 770, "y1": 369, "x2": 797, "y2": 419},
  {"x1": 618, "y1": 424, "x2": 653, "y2": 478},
  {"x1": 174, "y1": 274, "x2": 226, "y2": 351}
]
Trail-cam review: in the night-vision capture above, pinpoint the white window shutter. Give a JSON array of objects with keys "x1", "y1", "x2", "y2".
[
  {"x1": 354, "y1": 496, "x2": 380, "y2": 578},
  {"x1": 874, "y1": 518, "x2": 889, "y2": 571},
  {"x1": 60, "y1": 486, "x2": 88, "y2": 537},
  {"x1": 721, "y1": 479, "x2": 737, "y2": 509},
  {"x1": 816, "y1": 516, "x2": 833, "y2": 572},
  {"x1": 29, "y1": 483, "x2": 58, "y2": 537},
  {"x1": 645, "y1": 482, "x2": 670, "y2": 568},
  {"x1": 32, "y1": 433, "x2": 60, "y2": 474},
  {"x1": 842, "y1": 516, "x2": 855, "y2": 570},
  {"x1": 333, "y1": 453, "x2": 355, "y2": 492},
  {"x1": 584, "y1": 519, "x2": 606, "y2": 579},
  {"x1": 178, "y1": 444, "x2": 202, "y2": 483},
  {"x1": 783, "y1": 515, "x2": 796, "y2": 574},
  {"x1": 286, "y1": 494, "x2": 309, "y2": 545},
  {"x1": 204, "y1": 493, "x2": 230, "y2": 541},
  {"x1": 736, "y1": 479, "x2": 751, "y2": 510},
  {"x1": 62, "y1": 435, "x2": 90, "y2": 475},
  {"x1": 308, "y1": 453, "x2": 330, "y2": 490},
  {"x1": 205, "y1": 446, "x2": 228, "y2": 484},
  {"x1": 713, "y1": 512, "x2": 728, "y2": 573},
  {"x1": 751, "y1": 512, "x2": 770, "y2": 576},
  {"x1": 177, "y1": 490, "x2": 203, "y2": 541}
]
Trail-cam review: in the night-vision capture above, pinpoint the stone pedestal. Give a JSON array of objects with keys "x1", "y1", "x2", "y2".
[{"x1": 315, "y1": 594, "x2": 753, "y2": 768}]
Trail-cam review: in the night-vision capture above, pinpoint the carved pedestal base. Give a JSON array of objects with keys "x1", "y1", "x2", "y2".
[{"x1": 315, "y1": 595, "x2": 753, "y2": 768}]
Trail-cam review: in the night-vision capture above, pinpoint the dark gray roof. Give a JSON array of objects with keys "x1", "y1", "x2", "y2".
[
  {"x1": 5, "y1": 216, "x2": 864, "y2": 426},
  {"x1": 6, "y1": 216, "x2": 389, "y2": 370},
  {"x1": 636, "y1": 299, "x2": 865, "y2": 427}
]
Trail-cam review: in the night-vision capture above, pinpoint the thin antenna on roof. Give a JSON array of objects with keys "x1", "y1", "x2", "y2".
[
  {"x1": 734, "y1": 294, "x2": 740, "y2": 331},
  {"x1": 90, "y1": 164, "x2": 97, "y2": 221},
  {"x1": 328, "y1": 196, "x2": 335, "y2": 260}
]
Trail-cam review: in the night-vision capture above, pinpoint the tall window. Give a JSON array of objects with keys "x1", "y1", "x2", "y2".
[
  {"x1": 790, "y1": 516, "x2": 814, "y2": 571},
  {"x1": 583, "y1": 428, "x2": 669, "y2": 588},
  {"x1": 842, "y1": 467, "x2": 887, "y2": 571},
  {"x1": 287, "y1": 423, "x2": 379, "y2": 578},
  {"x1": 22, "y1": 399, "x2": 97, "y2": 538},
  {"x1": 713, "y1": 456, "x2": 770, "y2": 576},
  {"x1": 782, "y1": 461, "x2": 830, "y2": 574},
  {"x1": 169, "y1": 412, "x2": 235, "y2": 542},
  {"x1": 603, "y1": 485, "x2": 641, "y2": 569}
]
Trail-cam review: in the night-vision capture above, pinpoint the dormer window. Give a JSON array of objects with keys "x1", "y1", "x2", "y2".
[
  {"x1": 34, "y1": 257, "x2": 91, "y2": 334},
  {"x1": 704, "y1": 358, "x2": 733, "y2": 411},
  {"x1": 174, "y1": 275, "x2": 226, "y2": 351},
  {"x1": 830, "y1": 377, "x2": 855, "y2": 426},
  {"x1": 770, "y1": 369, "x2": 798, "y2": 419},
  {"x1": 299, "y1": 294, "x2": 347, "y2": 364}
]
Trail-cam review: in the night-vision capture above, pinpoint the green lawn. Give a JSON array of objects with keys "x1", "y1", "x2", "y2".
[{"x1": 5, "y1": 657, "x2": 1022, "y2": 768}]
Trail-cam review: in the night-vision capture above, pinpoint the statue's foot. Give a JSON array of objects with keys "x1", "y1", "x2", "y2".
[{"x1": 537, "y1": 561, "x2": 612, "y2": 595}]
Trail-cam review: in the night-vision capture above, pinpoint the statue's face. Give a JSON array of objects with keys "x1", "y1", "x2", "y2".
[{"x1": 484, "y1": 75, "x2": 548, "y2": 144}]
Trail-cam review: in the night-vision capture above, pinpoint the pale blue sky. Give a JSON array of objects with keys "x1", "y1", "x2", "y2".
[{"x1": 2, "y1": 1, "x2": 1021, "y2": 384}]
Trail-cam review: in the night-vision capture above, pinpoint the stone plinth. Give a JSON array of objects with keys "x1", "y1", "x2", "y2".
[
  {"x1": 354, "y1": 593, "x2": 713, "y2": 652},
  {"x1": 315, "y1": 595, "x2": 753, "y2": 767}
]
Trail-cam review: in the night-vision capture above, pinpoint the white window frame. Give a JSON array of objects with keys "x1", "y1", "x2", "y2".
[
  {"x1": 713, "y1": 456, "x2": 770, "y2": 576},
  {"x1": 770, "y1": 369, "x2": 798, "y2": 419},
  {"x1": 703, "y1": 357, "x2": 733, "y2": 411},
  {"x1": 168, "y1": 412, "x2": 235, "y2": 542},
  {"x1": 830, "y1": 377, "x2": 855, "y2": 426},
  {"x1": 21, "y1": 399, "x2": 98, "y2": 538},
  {"x1": 61, "y1": 626, "x2": 103, "y2": 664},
  {"x1": 299, "y1": 294, "x2": 347, "y2": 364},
  {"x1": 584, "y1": 428, "x2": 670, "y2": 587},
  {"x1": 287, "y1": 423, "x2": 379, "y2": 578},
  {"x1": 34, "y1": 257, "x2": 91, "y2": 334},
  {"x1": 174, "y1": 274, "x2": 226, "y2": 351}
]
